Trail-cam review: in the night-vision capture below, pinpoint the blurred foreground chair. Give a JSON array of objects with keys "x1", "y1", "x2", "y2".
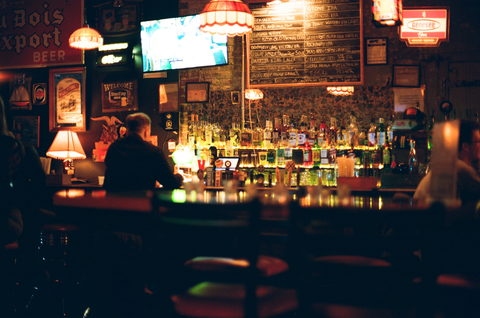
[
  {"x1": 152, "y1": 191, "x2": 297, "y2": 318},
  {"x1": 287, "y1": 200, "x2": 445, "y2": 318}
]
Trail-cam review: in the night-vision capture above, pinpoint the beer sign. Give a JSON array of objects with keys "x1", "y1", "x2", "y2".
[{"x1": 399, "y1": 8, "x2": 449, "y2": 47}]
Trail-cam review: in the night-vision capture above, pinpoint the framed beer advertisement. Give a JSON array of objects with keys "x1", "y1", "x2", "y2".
[
  {"x1": 102, "y1": 80, "x2": 138, "y2": 112},
  {"x1": 12, "y1": 116, "x2": 40, "y2": 147},
  {"x1": 49, "y1": 67, "x2": 86, "y2": 132}
]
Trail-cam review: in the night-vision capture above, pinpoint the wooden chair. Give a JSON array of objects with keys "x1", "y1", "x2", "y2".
[
  {"x1": 287, "y1": 200, "x2": 445, "y2": 318},
  {"x1": 152, "y1": 193, "x2": 297, "y2": 318}
]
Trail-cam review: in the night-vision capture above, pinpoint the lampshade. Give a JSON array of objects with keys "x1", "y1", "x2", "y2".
[
  {"x1": 200, "y1": 0, "x2": 254, "y2": 37},
  {"x1": 372, "y1": 0, "x2": 403, "y2": 27},
  {"x1": 69, "y1": 24, "x2": 103, "y2": 50},
  {"x1": 244, "y1": 89, "x2": 263, "y2": 100},
  {"x1": 47, "y1": 131, "x2": 86, "y2": 160},
  {"x1": 327, "y1": 86, "x2": 354, "y2": 96}
]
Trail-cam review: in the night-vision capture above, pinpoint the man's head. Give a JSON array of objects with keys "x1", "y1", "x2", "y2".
[
  {"x1": 125, "y1": 113, "x2": 151, "y2": 141},
  {"x1": 458, "y1": 120, "x2": 480, "y2": 169}
]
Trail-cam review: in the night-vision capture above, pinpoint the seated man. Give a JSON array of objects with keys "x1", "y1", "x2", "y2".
[
  {"x1": 104, "y1": 112, "x2": 183, "y2": 190},
  {"x1": 414, "y1": 120, "x2": 480, "y2": 207}
]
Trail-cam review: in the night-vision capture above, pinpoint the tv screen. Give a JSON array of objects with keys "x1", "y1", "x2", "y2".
[{"x1": 141, "y1": 14, "x2": 228, "y2": 72}]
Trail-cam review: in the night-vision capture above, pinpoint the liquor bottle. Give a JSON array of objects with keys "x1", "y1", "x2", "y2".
[
  {"x1": 377, "y1": 118, "x2": 386, "y2": 147},
  {"x1": 285, "y1": 146, "x2": 293, "y2": 162},
  {"x1": 329, "y1": 117, "x2": 337, "y2": 146},
  {"x1": 408, "y1": 140, "x2": 418, "y2": 174},
  {"x1": 276, "y1": 148, "x2": 285, "y2": 167},
  {"x1": 347, "y1": 115, "x2": 358, "y2": 148},
  {"x1": 387, "y1": 115, "x2": 394, "y2": 147},
  {"x1": 281, "y1": 115, "x2": 290, "y2": 147},
  {"x1": 267, "y1": 149, "x2": 276, "y2": 166},
  {"x1": 308, "y1": 114, "x2": 317, "y2": 145},
  {"x1": 313, "y1": 138, "x2": 321, "y2": 168},
  {"x1": 264, "y1": 119, "x2": 272, "y2": 149},
  {"x1": 225, "y1": 137, "x2": 234, "y2": 157},
  {"x1": 288, "y1": 115, "x2": 298, "y2": 147},
  {"x1": 319, "y1": 116, "x2": 327, "y2": 147},
  {"x1": 252, "y1": 121, "x2": 263, "y2": 148},
  {"x1": 358, "y1": 130, "x2": 365, "y2": 146},
  {"x1": 338, "y1": 117, "x2": 347, "y2": 147},
  {"x1": 188, "y1": 113, "x2": 196, "y2": 147},
  {"x1": 303, "y1": 140, "x2": 313, "y2": 167},
  {"x1": 367, "y1": 118, "x2": 377, "y2": 147},
  {"x1": 273, "y1": 117, "x2": 281, "y2": 147},
  {"x1": 297, "y1": 115, "x2": 308, "y2": 147},
  {"x1": 382, "y1": 144, "x2": 391, "y2": 169},
  {"x1": 427, "y1": 111, "x2": 435, "y2": 151},
  {"x1": 391, "y1": 154, "x2": 397, "y2": 170}
]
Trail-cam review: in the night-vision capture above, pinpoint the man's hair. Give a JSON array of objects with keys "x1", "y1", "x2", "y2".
[
  {"x1": 459, "y1": 119, "x2": 480, "y2": 152},
  {"x1": 126, "y1": 113, "x2": 151, "y2": 134}
]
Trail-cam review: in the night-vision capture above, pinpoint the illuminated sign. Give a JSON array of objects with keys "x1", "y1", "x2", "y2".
[
  {"x1": 399, "y1": 8, "x2": 449, "y2": 47},
  {"x1": 96, "y1": 42, "x2": 132, "y2": 67},
  {"x1": 372, "y1": 0, "x2": 403, "y2": 27}
]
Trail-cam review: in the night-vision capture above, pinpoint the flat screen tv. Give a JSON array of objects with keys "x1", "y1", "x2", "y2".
[{"x1": 140, "y1": 14, "x2": 228, "y2": 72}]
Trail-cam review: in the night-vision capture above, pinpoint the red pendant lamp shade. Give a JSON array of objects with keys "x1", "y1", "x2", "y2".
[
  {"x1": 69, "y1": 24, "x2": 103, "y2": 50},
  {"x1": 200, "y1": 0, "x2": 254, "y2": 37}
]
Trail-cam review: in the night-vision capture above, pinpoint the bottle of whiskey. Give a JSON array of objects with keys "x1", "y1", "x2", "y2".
[
  {"x1": 377, "y1": 118, "x2": 386, "y2": 148},
  {"x1": 367, "y1": 118, "x2": 377, "y2": 147}
]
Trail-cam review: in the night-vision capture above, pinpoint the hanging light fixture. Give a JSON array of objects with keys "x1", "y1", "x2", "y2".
[
  {"x1": 199, "y1": 0, "x2": 255, "y2": 37},
  {"x1": 69, "y1": 4, "x2": 103, "y2": 50},
  {"x1": 327, "y1": 86, "x2": 355, "y2": 96},
  {"x1": 244, "y1": 89, "x2": 263, "y2": 100}
]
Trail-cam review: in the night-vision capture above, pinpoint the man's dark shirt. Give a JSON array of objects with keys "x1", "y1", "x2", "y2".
[{"x1": 104, "y1": 134, "x2": 182, "y2": 190}]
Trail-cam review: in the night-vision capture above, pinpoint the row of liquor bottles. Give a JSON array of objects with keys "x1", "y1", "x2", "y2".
[{"x1": 187, "y1": 113, "x2": 395, "y2": 151}]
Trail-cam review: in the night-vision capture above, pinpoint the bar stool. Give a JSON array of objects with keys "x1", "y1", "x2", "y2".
[
  {"x1": 38, "y1": 223, "x2": 83, "y2": 317},
  {"x1": 1, "y1": 241, "x2": 20, "y2": 316}
]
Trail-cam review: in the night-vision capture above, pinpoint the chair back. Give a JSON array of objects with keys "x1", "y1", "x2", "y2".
[
  {"x1": 287, "y1": 199, "x2": 445, "y2": 313},
  {"x1": 152, "y1": 191, "x2": 263, "y2": 317}
]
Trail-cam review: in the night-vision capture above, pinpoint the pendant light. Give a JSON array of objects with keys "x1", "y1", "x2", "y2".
[
  {"x1": 69, "y1": 4, "x2": 103, "y2": 50},
  {"x1": 199, "y1": 0, "x2": 254, "y2": 37}
]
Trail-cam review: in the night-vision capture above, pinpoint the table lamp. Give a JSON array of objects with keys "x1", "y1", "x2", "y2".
[{"x1": 46, "y1": 130, "x2": 86, "y2": 177}]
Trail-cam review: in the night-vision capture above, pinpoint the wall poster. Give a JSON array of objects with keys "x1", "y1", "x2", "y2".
[
  {"x1": 49, "y1": 67, "x2": 86, "y2": 132},
  {"x1": 0, "y1": 0, "x2": 84, "y2": 70},
  {"x1": 102, "y1": 80, "x2": 138, "y2": 112},
  {"x1": 12, "y1": 116, "x2": 40, "y2": 147}
]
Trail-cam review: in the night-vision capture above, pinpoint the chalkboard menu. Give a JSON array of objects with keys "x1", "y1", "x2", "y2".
[{"x1": 248, "y1": 0, "x2": 363, "y2": 87}]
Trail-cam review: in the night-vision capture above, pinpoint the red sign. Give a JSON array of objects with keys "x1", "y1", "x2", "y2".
[
  {"x1": 399, "y1": 8, "x2": 449, "y2": 47},
  {"x1": 0, "y1": 0, "x2": 84, "y2": 70}
]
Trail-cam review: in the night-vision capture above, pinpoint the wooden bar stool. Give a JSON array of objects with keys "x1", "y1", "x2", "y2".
[{"x1": 38, "y1": 223, "x2": 83, "y2": 317}]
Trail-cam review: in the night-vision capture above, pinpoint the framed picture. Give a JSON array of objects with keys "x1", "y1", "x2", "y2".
[
  {"x1": 49, "y1": 67, "x2": 86, "y2": 132},
  {"x1": 365, "y1": 38, "x2": 388, "y2": 65},
  {"x1": 159, "y1": 83, "x2": 179, "y2": 113},
  {"x1": 32, "y1": 83, "x2": 47, "y2": 105},
  {"x1": 102, "y1": 80, "x2": 138, "y2": 112},
  {"x1": 231, "y1": 91, "x2": 240, "y2": 104},
  {"x1": 186, "y1": 82, "x2": 210, "y2": 103},
  {"x1": 96, "y1": 1, "x2": 141, "y2": 36},
  {"x1": 9, "y1": 75, "x2": 32, "y2": 110},
  {"x1": 393, "y1": 65, "x2": 420, "y2": 87},
  {"x1": 12, "y1": 116, "x2": 40, "y2": 147}
]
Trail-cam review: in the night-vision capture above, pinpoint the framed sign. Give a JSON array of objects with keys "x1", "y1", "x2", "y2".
[
  {"x1": 96, "y1": 1, "x2": 141, "y2": 36},
  {"x1": 102, "y1": 80, "x2": 138, "y2": 112},
  {"x1": 12, "y1": 116, "x2": 40, "y2": 147},
  {"x1": 393, "y1": 65, "x2": 420, "y2": 87},
  {"x1": 186, "y1": 82, "x2": 210, "y2": 103},
  {"x1": 159, "y1": 83, "x2": 179, "y2": 113},
  {"x1": 365, "y1": 38, "x2": 388, "y2": 65},
  {"x1": 9, "y1": 75, "x2": 32, "y2": 110},
  {"x1": 49, "y1": 67, "x2": 86, "y2": 132}
]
